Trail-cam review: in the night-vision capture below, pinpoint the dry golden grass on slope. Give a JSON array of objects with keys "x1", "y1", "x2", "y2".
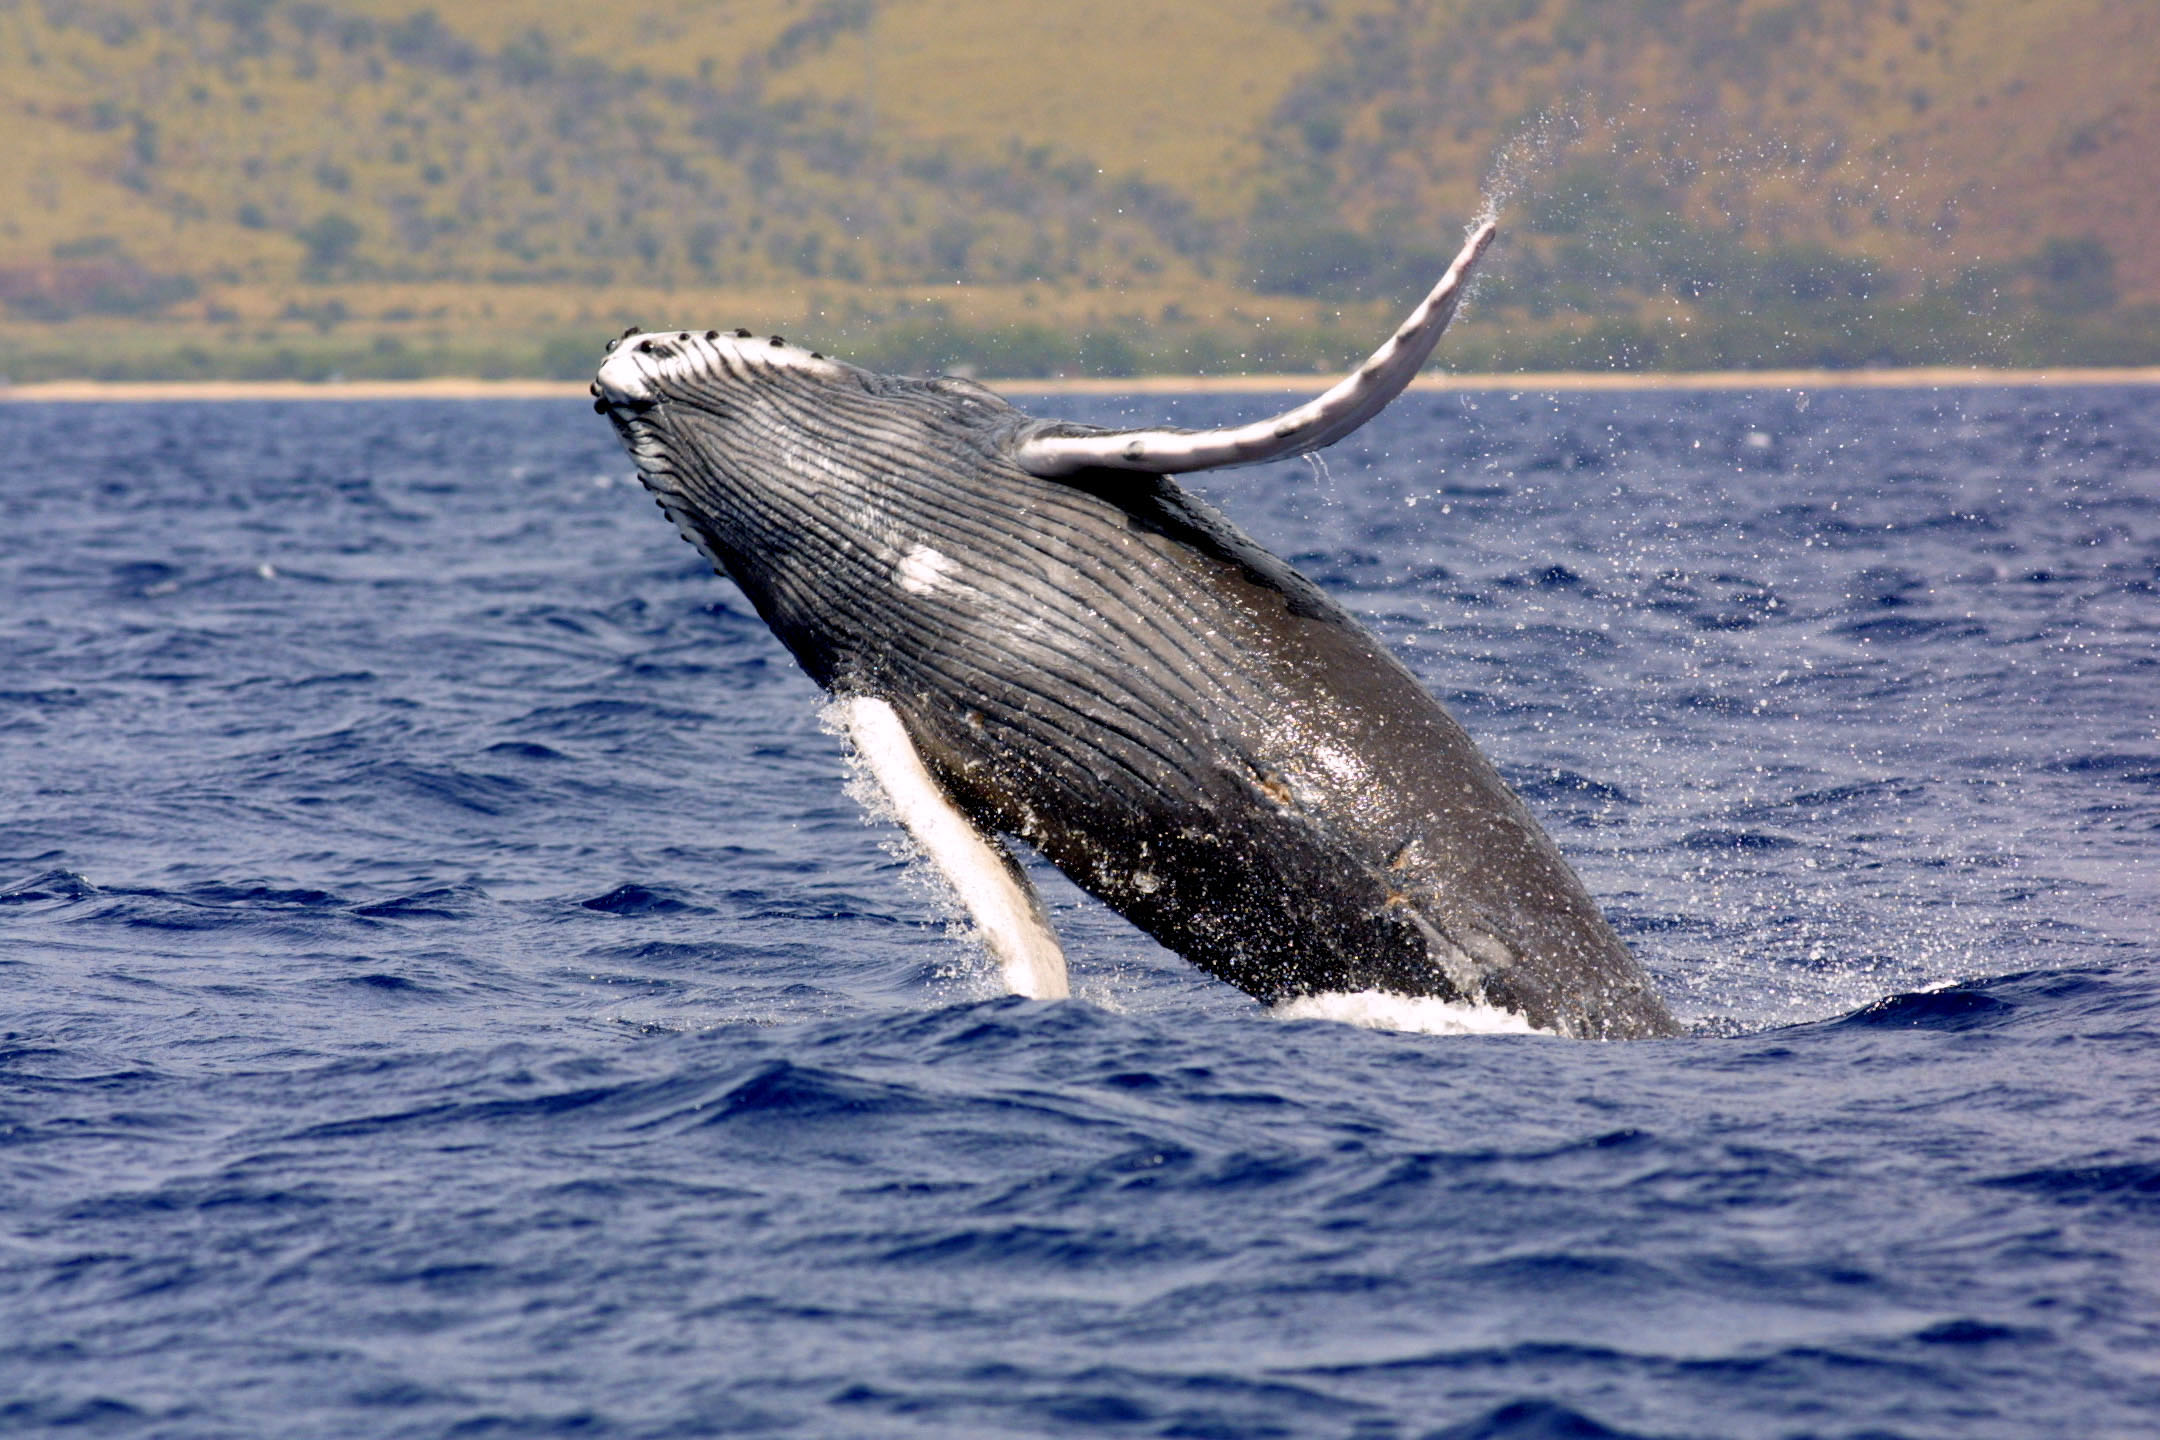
[
  {"x1": 1, "y1": 2, "x2": 1176, "y2": 294},
  {"x1": 1260, "y1": 0, "x2": 2159, "y2": 300},
  {"x1": 0, "y1": 0, "x2": 1431, "y2": 378},
  {"x1": 0, "y1": 0, "x2": 2151, "y2": 379},
  {"x1": 308, "y1": 0, "x2": 1390, "y2": 213},
  {"x1": 0, "y1": 0, "x2": 1373, "y2": 288},
  {"x1": 764, "y1": 0, "x2": 1400, "y2": 215},
  {"x1": 1908, "y1": 0, "x2": 2160, "y2": 300}
]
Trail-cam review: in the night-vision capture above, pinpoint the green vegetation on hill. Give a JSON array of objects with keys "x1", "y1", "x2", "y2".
[
  {"x1": 0, "y1": 0, "x2": 2152, "y2": 380},
  {"x1": 1242, "y1": 0, "x2": 2160, "y2": 370}
]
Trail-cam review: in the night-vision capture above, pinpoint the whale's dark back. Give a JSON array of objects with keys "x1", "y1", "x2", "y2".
[{"x1": 606, "y1": 337, "x2": 1678, "y2": 1038}]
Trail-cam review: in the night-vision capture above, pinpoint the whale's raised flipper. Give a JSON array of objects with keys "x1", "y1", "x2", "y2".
[
  {"x1": 1010, "y1": 220, "x2": 1496, "y2": 478},
  {"x1": 842, "y1": 696, "x2": 1070, "y2": 999}
]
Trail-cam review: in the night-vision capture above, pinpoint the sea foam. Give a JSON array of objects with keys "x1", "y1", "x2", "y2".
[{"x1": 1270, "y1": 990, "x2": 1547, "y2": 1036}]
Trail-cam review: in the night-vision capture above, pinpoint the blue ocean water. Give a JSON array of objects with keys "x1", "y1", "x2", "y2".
[{"x1": 1, "y1": 385, "x2": 2156, "y2": 1438}]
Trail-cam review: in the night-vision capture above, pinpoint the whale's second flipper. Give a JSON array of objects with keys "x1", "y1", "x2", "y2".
[{"x1": 841, "y1": 696, "x2": 1071, "y2": 999}]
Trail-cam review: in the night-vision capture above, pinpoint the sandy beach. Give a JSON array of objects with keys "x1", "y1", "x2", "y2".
[{"x1": 3, "y1": 366, "x2": 2157, "y2": 403}]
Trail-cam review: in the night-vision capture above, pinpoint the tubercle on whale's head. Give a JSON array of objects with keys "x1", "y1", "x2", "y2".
[
  {"x1": 594, "y1": 327, "x2": 852, "y2": 416},
  {"x1": 592, "y1": 327, "x2": 879, "y2": 518},
  {"x1": 593, "y1": 326, "x2": 1031, "y2": 491}
]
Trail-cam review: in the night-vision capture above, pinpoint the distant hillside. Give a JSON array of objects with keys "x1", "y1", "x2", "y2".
[
  {"x1": 1245, "y1": 0, "x2": 2160, "y2": 367},
  {"x1": 0, "y1": 0, "x2": 2151, "y2": 379},
  {"x1": 0, "y1": 0, "x2": 1227, "y2": 290}
]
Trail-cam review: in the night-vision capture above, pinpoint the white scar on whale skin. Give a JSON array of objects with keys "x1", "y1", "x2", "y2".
[
  {"x1": 842, "y1": 695, "x2": 1070, "y2": 1000},
  {"x1": 595, "y1": 327, "x2": 846, "y2": 405},
  {"x1": 895, "y1": 544, "x2": 953, "y2": 596}
]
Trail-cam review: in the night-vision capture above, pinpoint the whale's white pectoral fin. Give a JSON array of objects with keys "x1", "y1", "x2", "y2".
[
  {"x1": 1011, "y1": 220, "x2": 1497, "y2": 478},
  {"x1": 842, "y1": 696, "x2": 1071, "y2": 999}
]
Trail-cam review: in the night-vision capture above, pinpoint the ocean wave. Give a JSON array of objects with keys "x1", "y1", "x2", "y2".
[{"x1": 2, "y1": 390, "x2": 2156, "y2": 1436}]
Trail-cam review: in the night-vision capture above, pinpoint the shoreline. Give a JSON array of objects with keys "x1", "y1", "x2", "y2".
[{"x1": 3, "y1": 365, "x2": 2157, "y2": 403}]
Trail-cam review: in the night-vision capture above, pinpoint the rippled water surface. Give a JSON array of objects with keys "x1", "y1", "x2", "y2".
[{"x1": 2, "y1": 387, "x2": 2156, "y2": 1438}]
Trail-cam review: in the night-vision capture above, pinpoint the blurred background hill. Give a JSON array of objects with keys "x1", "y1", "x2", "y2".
[{"x1": 1, "y1": 0, "x2": 2152, "y2": 380}]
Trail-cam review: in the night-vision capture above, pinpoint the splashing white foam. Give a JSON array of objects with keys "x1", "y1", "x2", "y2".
[
  {"x1": 1476, "y1": 105, "x2": 1583, "y2": 232},
  {"x1": 1270, "y1": 991, "x2": 1550, "y2": 1037}
]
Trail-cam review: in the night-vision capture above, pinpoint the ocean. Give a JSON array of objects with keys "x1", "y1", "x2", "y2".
[{"x1": 2, "y1": 384, "x2": 2155, "y2": 1437}]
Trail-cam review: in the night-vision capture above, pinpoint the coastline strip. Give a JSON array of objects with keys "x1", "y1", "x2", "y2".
[{"x1": 3, "y1": 366, "x2": 2158, "y2": 403}]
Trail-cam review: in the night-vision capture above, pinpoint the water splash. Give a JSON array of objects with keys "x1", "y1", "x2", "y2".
[
  {"x1": 1302, "y1": 450, "x2": 1341, "y2": 509},
  {"x1": 1271, "y1": 990, "x2": 1547, "y2": 1037},
  {"x1": 1475, "y1": 104, "x2": 1583, "y2": 233}
]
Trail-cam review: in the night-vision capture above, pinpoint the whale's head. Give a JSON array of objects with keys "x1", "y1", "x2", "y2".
[{"x1": 592, "y1": 325, "x2": 1043, "y2": 683}]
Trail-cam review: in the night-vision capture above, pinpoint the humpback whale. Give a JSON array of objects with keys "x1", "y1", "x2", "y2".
[{"x1": 594, "y1": 220, "x2": 1681, "y2": 1039}]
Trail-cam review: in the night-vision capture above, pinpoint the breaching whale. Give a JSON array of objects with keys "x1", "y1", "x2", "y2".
[{"x1": 594, "y1": 220, "x2": 1681, "y2": 1039}]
